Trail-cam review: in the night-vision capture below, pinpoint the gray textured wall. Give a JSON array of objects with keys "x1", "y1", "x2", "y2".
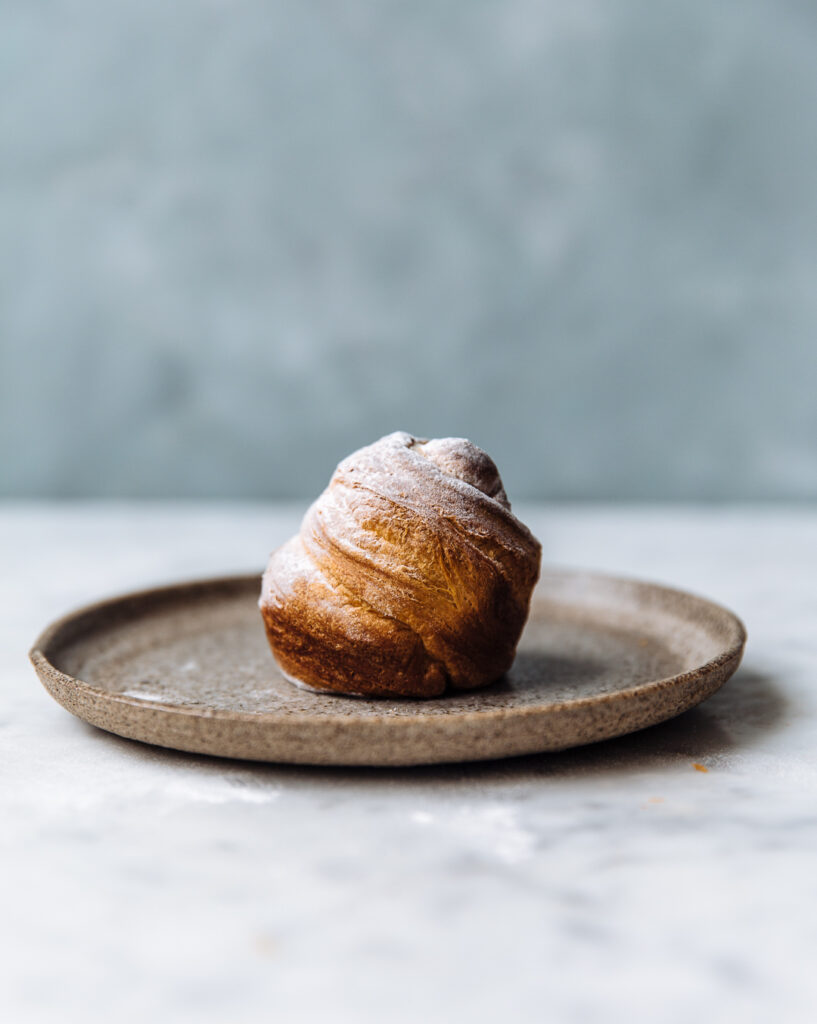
[{"x1": 2, "y1": 1, "x2": 816, "y2": 501}]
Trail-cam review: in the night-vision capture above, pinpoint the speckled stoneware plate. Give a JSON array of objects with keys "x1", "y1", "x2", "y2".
[{"x1": 30, "y1": 570, "x2": 746, "y2": 766}]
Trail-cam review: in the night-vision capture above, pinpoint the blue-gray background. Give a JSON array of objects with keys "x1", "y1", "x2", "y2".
[{"x1": 2, "y1": 0, "x2": 816, "y2": 501}]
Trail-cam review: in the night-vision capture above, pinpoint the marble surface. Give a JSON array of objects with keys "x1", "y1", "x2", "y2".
[{"x1": 2, "y1": 503, "x2": 816, "y2": 1023}]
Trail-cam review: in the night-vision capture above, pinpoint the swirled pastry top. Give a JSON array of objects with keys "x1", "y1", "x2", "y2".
[{"x1": 259, "y1": 432, "x2": 542, "y2": 697}]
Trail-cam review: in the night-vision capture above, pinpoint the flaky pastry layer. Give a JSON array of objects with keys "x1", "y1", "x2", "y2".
[{"x1": 259, "y1": 432, "x2": 541, "y2": 697}]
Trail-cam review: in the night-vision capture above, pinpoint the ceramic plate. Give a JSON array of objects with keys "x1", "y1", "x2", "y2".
[{"x1": 30, "y1": 570, "x2": 746, "y2": 766}]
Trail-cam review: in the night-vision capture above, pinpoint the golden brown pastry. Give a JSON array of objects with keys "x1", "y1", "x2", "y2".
[{"x1": 259, "y1": 432, "x2": 541, "y2": 698}]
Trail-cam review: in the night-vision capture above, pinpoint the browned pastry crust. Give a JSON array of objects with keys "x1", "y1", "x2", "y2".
[{"x1": 259, "y1": 432, "x2": 542, "y2": 698}]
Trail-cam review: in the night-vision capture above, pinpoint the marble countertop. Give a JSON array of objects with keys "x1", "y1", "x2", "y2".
[{"x1": 3, "y1": 503, "x2": 816, "y2": 1023}]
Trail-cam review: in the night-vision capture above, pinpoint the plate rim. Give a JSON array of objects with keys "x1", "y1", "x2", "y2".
[{"x1": 29, "y1": 568, "x2": 747, "y2": 727}]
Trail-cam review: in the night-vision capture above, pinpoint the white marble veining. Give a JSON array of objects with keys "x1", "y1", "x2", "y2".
[{"x1": 2, "y1": 503, "x2": 817, "y2": 1023}]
